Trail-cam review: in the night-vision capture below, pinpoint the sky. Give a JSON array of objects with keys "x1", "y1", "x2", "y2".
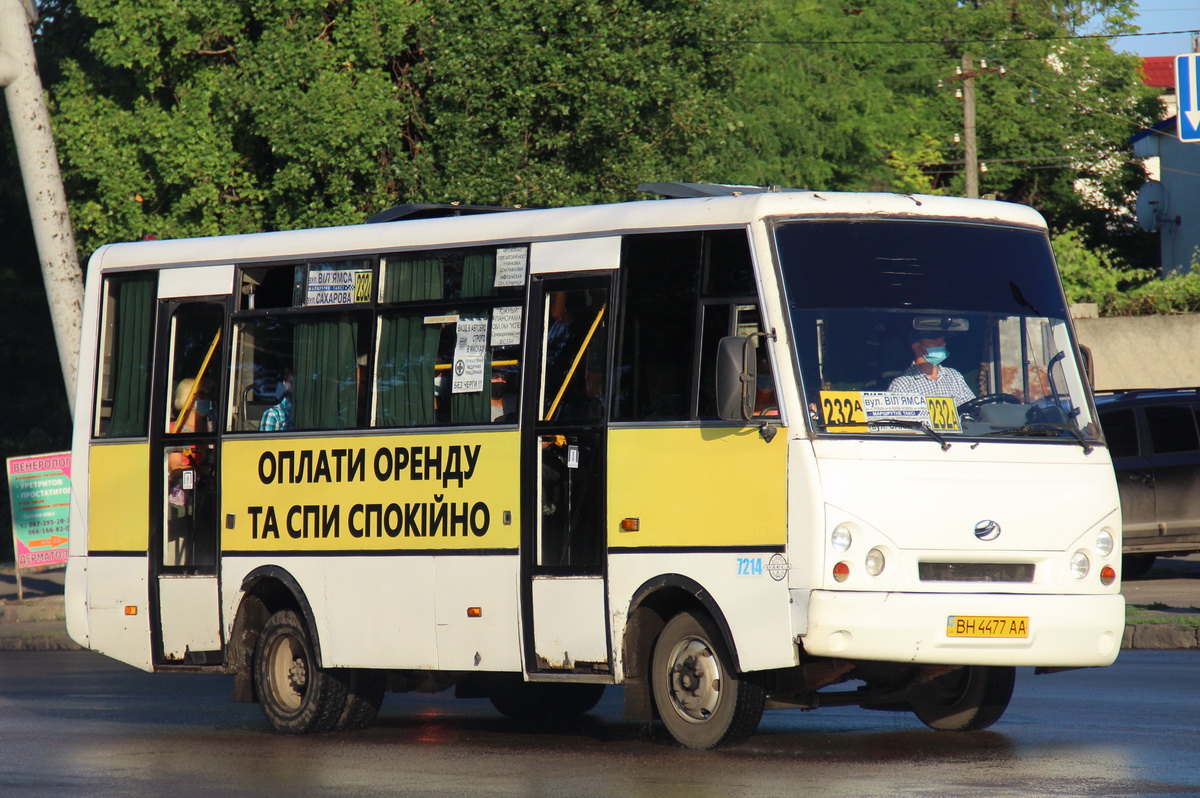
[{"x1": 1120, "y1": 1, "x2": 1199, "y2": 57}]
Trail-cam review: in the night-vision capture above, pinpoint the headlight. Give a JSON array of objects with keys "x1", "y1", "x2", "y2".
[
  {"x1": 865, "y1": 547, "x2": 886, "y2": 576},
  {"x1": 1096, "y1": 528, "x2": 1115, "y2": 558},
  {"x1": 831, "y1": 524, "x2": 853, "y2": 553},
  {"x1": 1070, "y1": 550, "x2": 1091, "y2": 579}
]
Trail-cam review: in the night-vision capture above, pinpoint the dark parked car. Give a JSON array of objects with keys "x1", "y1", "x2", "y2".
[{"x1": 1095, "y1": 389, "x2": 1200, "y2": 578}]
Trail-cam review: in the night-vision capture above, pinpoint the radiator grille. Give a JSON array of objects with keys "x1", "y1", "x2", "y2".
[{"x1": 918, "y1": 562, "x2": 1035, "y2": 583}]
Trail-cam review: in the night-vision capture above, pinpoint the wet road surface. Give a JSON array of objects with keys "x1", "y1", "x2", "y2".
[{"x1": 1, "y1": 650, "x2": 1197, "y2": 797}]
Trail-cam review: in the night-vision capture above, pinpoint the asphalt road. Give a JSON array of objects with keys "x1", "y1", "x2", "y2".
[{"x1": 1, "y1": 649, "x2": 1196, "y2": 798}]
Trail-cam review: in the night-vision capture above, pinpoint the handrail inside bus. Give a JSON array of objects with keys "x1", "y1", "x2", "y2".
[
  {"x1": 432, "y1": 360, "x2": 519, "y2": 372},
  {"x1": 544, "y1": 304, "x2": 607, "y2": 422},
  {"x1": 170, "y1": 329, "x2": 222, "y2": 434}
]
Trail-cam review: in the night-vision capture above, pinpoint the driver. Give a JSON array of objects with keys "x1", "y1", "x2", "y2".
[{"x1": 888, "y1": 331, "x2": 975, "y2": 406}]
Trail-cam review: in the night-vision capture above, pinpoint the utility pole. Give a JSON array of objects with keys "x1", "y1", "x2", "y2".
[
  {"x1": 961, "y1": 54, "x2": 978, "y2": 199},
  {"x1": 0, "y1": 0, "x2": 83, "y2": 418},
  {"x1": 945, "y1": 55, "x2": 1003, "y2": 200}
]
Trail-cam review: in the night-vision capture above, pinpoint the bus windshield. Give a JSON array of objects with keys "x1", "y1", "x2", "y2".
[{"x1": 775, "y1": 219, "x2": 1100, "y2": 443}]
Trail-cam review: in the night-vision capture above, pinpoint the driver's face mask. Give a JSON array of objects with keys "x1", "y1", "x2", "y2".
[{"x1": 921, "y1": 345, "x2": 948, "y2": 366}]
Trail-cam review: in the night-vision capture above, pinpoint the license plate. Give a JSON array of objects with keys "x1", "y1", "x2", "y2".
[{"x1": 946, "y1": 615, "x2": 1029, "y2": 638}]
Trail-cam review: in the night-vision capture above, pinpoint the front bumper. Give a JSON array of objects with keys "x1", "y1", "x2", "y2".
[{"x1": 803, "y1": 590, "x2": 1125, "y2": 667}]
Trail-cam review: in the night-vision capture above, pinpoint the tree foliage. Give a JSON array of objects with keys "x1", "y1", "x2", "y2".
[
  {"x1": 29, "y1": 0, "x2": 1162, "y2": 262},
  {"x1": 1055, "y1": 227, "x2": 1200, "y2": 315},
  {"x1": 39, "y1": 0, "x2": 748, "y2": 255},
  {"x1": 720, "y1": 0, "x2": 1160, "y2": 241}
]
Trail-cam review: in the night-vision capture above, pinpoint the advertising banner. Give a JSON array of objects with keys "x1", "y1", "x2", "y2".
[{"x1": 6, "y1": 452, "x2": 71, "y2": 571}]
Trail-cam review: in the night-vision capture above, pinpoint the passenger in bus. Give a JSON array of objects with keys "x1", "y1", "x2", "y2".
[
  {"x1": 166, "y1": 378, "x2": 217, "y2": 566},
  {"x1": 171, "y1": 377, "x2": 213, "y2": 434},
  {"x1": 259, "y1": 371, "x2": 294, "y2": 432},
  {"x1": 887, "y1": 331, "x2": 975, "y2": 406}
]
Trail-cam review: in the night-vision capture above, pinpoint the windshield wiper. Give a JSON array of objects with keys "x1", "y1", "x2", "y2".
[
  {"x1": 981, "y1": 422, "x2": 1094, "y2": 454},
  {"x1": 819, "y1": 419, "x2": 952, "y2": 450}
]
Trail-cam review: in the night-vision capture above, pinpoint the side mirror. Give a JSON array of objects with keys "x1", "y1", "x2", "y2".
[
  {"x1": 1078, "y1": 344, "x2": 1094, "y2": 388},
  {"x1": 717, "y1": 335, "x2": 757, "y2": 422}
]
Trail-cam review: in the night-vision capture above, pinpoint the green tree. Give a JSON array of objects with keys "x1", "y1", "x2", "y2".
[
  {"x1": 721, "y1": 0, "x2": 1160, "y2": 244},
  {"x1": 38, "y1": 0, "x2": 749, "y2": 257},
  {"x1": 420, "y1": 0, "x2": 748, "y2": 207},
  {"x1": 1052, "y1": 225, "x2": 1148, "y2": 304}
]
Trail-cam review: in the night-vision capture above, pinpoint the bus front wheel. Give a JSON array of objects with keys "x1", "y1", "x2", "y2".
[
  {"x1": 908, "y1": 665, "x2": 1015, "y2": 731},
  {"x1": 651, "y1": 610, "x2": 764, "y2": 749},
  {"x1": 254, "y1": 609, "x2": 349, "y2": 734}
]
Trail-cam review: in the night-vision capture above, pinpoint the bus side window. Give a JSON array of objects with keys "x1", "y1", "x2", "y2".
[
  {"x1": 374, "y1": 247, "x2": 523, "y2": 429},
  {"x1": 230, "y1": 313, "x2": 368, "y2": 433},
  {"x1": 613, "y1": 234, "x2": 702, "y2": 421},
  {"x1": 696, "y1": 231, "x2": 776, "y2": 420},
  {"x1": 94, "y1": 272, "x2": 157, "y2": 438},
  {"x1": 613, "y1": 229, "x2": 774, "y2": 422},
  {"x1": 231, "y1": 317, "x2": 293, "y2": 432}
]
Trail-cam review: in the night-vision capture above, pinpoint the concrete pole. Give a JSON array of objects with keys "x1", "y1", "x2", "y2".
[
  {"x1": 961, "y1": 54, "x2": 979, "y2": 200},
  {"x1": 0, "y1": 0, "x2": 83, "y2": 418}
]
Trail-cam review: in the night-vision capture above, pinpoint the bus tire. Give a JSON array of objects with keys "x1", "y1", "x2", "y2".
[
  {"x1": 488, "y1": 677, "x2": 605, "y2": 722},
  {"x1": 336, "y1": 669, "x2": 386, "y2": 731},
  {"x1": 650, "y1": 610, "x2": 764, "y2": 749},
  {"x1": 909, "y1": 665, "x2": 1015, "y2": 731},
  {"x1": 254, "y1": 609, "x2": 349, "y2": 734}
]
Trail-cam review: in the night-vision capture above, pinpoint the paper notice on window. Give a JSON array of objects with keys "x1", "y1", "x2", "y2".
[
  {"x1": 495, "y1": 246, "x2": 528, "y2": 288},
  {"x1": 491, "y1": 306, "x2": 522, "y2": 347},
  {"x1": 861, "y1": 391, "x2": 930, "y2": 424},
  {"x1": 452, "y1": 318, "x2": 489, "y2": 394}
]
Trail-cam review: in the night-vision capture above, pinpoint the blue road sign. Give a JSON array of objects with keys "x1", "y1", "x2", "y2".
[{"x1": 1179, "y1": 54, "x2": 1200, "y2": 143}]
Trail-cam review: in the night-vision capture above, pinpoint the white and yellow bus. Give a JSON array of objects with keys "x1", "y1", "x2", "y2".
[{"x1": 66, "y1": 184, "x2": 1125, "y2": 748}]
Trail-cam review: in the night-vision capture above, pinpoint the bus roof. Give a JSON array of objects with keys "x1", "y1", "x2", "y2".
[{"x1": 87, "y1": 190, "x2": 1048, "y2": 273}]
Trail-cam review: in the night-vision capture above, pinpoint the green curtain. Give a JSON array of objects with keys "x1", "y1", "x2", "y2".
[
  {"x1": 103, "y1": 274, "x2": 156, "y2": 437},
  {"x1": 461, "y1": 251, "x2": 495, "y2": 298},
  {"x1": 376, "y1": 254, "x2": 445, "y2": 427},
  {"x1": 376, "y1": 316, "x2": 441, "y2": 427},
  {"x1": 383, "y1": 253, "x2": 444, "y2": 303},
  {"x1": 293, "y1": 318, "x2": 359, "y2": 430}
]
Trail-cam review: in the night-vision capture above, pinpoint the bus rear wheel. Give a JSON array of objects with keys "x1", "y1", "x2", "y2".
[
  {"x1": 909, "y1": 665, "x2": 1015, "y2": 731},
  {"x1": 336, "y1": 669, "x2": 386, "y2": 731},
  {"x1": 254, "y1": 609, "x2": 349, "y2": 734},
  {"x1": 651, "y1": 610, "x2": 764, "y2": 749}
]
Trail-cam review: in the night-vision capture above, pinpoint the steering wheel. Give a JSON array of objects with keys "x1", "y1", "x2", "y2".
[{"x1": 957, "y1": 393, "x2": 1021, "y2": 420}]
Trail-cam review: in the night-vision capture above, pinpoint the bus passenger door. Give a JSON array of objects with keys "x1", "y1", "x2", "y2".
[
  {"x1": 521, "y1": 275, "x2": 612, "y2": 674},
  {"x1": 151, "y1": 298, "x2": 227, "y2": 665}
]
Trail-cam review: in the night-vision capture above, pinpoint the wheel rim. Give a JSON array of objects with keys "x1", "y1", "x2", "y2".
[
  {"x1": 664, "y1": 634, "x2": 723, "y2": 724},
  {"x1": 266, "y1": 632, "x2": 308, "y2": 714}
]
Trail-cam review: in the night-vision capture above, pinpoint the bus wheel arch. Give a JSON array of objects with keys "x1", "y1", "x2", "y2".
[
  {"x1": 621, "y1": 576, "x2": 741, "y2": 723},
  {"x1": 227, "y1": 567, "x2": 321, "y2": 704}
]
